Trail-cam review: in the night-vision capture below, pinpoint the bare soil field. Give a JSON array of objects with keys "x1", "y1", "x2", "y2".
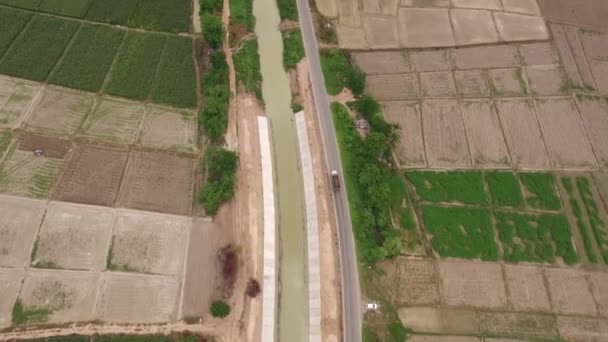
[
  {"x1": 454, "y1": 70, "x2": 491, "y2": 98},
  {"x1": 394, "y1": 259, "x2": 439, "y2": 306},
  {"x1": 17, "y1": 133, "x2": 71, "y2": 159},
  {"x1": 18, "y1": 270, "x2": 100, "y2": 324},
  {"x1": 0, "y1": 269, "x2": 24, "y2": 328},
  {"x1": 108, "y1": 210, "x2": 190, "y2": 276},
  {"x1": 117, "y1": 151, "x2": 195, "y2": 216},
  {"x1": 352, "y1": 51, "x2": 410, "y2": 75},
  {"x1": 362, "y1": 17, "x2": 399, "y2": 49},
  {"x1": 477, "y1": 312, "x2": 558, "y2": 338},
  {"x1": 538, "y1": 0, "x2": 608, "y2": 32},
  {"x1": 79, "y1": 97, "x2": 145, "y2": 144},
  {"x1": 438, "y1": 260, "x2": 507, "y2": 309},
  {"x1": 54, "y1": 145, "x2": 129, "y2": 206},
  {"x1": 419, "y1": 71, "x2": 456, "y2": 98},
  {"x1": 0, "y1": 76, "x2": 39, "y2": 129},
  {"x1": 576, "y1": 97, "x2": 608, "y2": 169},
  {"x1": 138, "y1": 106, "x2": 197, "y2": 153},
  {"x1": 544, "y1": 268, "x2": 598, "y2": 315},
  {"x1": 366, "y1": 74, "x2": 419, "y2": 101},
  {"x1": 180, "y1": 218, "x2": 217, "y2": 317},
  {"x1": 524, "y1": 65, "x2": 565, "y2": 96},
  {"x1": 488, "y1": 68, "x2": 527, "y2": 97},
  {"x1": 25, "y1": 88, "x2": 95, "y2": 136},
  {"x1": 97, "y1": 273, "x2": 180, "y2": 323},
  {"x1": 588, "y1": 271, "x2": 608, "y2": 317},
  {"x1": 398, "y1": 307, "x2": 477, "y2": 335},
  {"x1": 0, "y1": 148, "x2": 64, "y2": 199},
  {"x1": 32, "y1": 202, "x2": 114, "y2": 271},
  {"x1": 460, "y1": 99, "x2": 510, "y2": 168},
  {"x1": 381, "y1": 101, "x2": 426, "y2": 168},
  {"x1": 535, "y1": 97, "x2": 597, "y2": 170},
  {"x1": 411, "y1": 49, "x2": 451, "y2": 72},
  {"x1": 503, "y1": 264, "x2": 551, "y2": 312},
  {"x1": 556, "y1": 315, "x2": 608, "y2": 341},
  {"x1": 495, "y1": 98, "x2": 550, "y2": 169},
  {"x1": 422, "y1": 100, "x2": 470, "y2": 167},
  {"x1": 0, "y1": 195, "x2": 45, "y2": 268},
  {"x1": 408, "y1": 336, "x2": 479, "y2": 342}
]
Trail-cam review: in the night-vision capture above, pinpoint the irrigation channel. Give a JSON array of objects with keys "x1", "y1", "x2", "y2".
[{"x1": 253, "y1": 0, "x2": 309, "y2": 340}]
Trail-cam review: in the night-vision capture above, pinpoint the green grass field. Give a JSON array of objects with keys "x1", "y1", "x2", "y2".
[
  {"x1": 423, "y1": 205, "x2": 498, "y2": 261},
  {"x1": 282, "y1": 29, "x2": 304, "y2": 70},
  {"x1": 520, "y1": 172, "x2": 562, "y2": 211},
  {"x1": 85, "y1": 0, "x2": 138, "y2": 25},
  {"x1": 128, "y1": 0, "x2": 191, "y2": 33},
  {"x1": 0, "y1": 15, "x2": 79, "y2": 81},
  {"x1": 0, "y1": 7, "x2": 32, "y2": 58},
  {"x1": 229, "y1": 0, "x2": 254, "y2": 32},
  {"x1": 150, "y1": 36, "x2": 197, "y2": 108},
  {"x1": 406, "y1": 170, "x2": 488, "y2": 205},
  {"x1": 50, "y1": 23, "x2": 124, "y2": 92},
  {"x1": 233, "y1": 39, "x2": 262, "y2": 99},
  {"x1": 0, "y1": 0, "x2": 41, "y2": 10},
  {"x1": 37, "y1": 0, "x2": 91, "y2": 17},
  {"x1": 486, "y1": 171, "x2": 524, "y2": 207},
  {"x1": 105, "y1": 31, "x2": 166, "y2": 100}
]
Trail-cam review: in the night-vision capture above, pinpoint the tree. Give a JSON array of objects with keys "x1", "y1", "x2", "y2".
[
  {"x1": 200, "y1": 0, "x2": 222, "y2": 13},
  {"x1": 202, "y1": 14, "x2": 225, "y2": 49},
  {"x1": 349, "y1": 94, "x2": 380, "y2": 120},
  {"x1": 346, "y1": 66, "x2": 366, "y2": 96},
  {"x1": 210, "y1": 300, "x2": 230, "y2": 318}
]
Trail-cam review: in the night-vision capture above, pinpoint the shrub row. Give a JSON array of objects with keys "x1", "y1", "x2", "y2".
[
  {"x1": 282, "y1": 29, "x2": 304, "y2": 70},
  {"x1": 198, "y1": 148, "x2": 238, "y2": 215},
  {"x1": 200, "y1": 51, "x2": 230, "y2": 140}
]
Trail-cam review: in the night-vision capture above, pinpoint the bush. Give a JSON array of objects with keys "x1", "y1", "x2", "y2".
[
  {"x1": 246, "y1": 278, "x2": 261, "y2": 297},
  {"x1": 320, "y1": 49, "x2": 366, "y2": 96},
  {"x1": 201, "y1": 0, "x2": 222, "y2": 13},
  {"x1": 220, "y1": 244, "x2": 238, "y2": 290},
  {"x1": 277, "y1": 0, "x2": 298, "y2": 21},
  {"x1": 200, "y1": 51, "x2": 230, "y2": 140},
  {"x1": 201, "y1": 13, "x2": 224, "y2": 49},
  {"x1": 210, "y1": 300, "x2": 230, "y2": 318},
  {"x1": 233, "y1": 39, "x2": 262, "y2": 99},
  {"x1": 282, "y1": 29, "x2": 305, "y2": 70},
  {"x1": 198, "y1": 148, "x2": 238, "y2": 215}
]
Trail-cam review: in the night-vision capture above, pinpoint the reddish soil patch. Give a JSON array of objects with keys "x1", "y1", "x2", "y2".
[
  {"x1": 17, "y1": 133, "x2": 71, "y2": 159},
  {"x1": 54, "y1": 145, "x2": 128, "y2": 206},
  {"x1": 117, "y1": 151, "x2": 195, "y2": 216}
]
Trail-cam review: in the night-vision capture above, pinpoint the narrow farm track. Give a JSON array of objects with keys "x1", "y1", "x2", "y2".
[{"x1": 222, "y1": 0, "x2": 239, "y2": 149}]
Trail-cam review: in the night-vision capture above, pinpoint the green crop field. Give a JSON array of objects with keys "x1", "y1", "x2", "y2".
[
  {"x1": 0, "y1": 0, "x2": 41, "y2": 10},
  {"x1": 0, "y1": 7, "x2": 32, "y2": 58},
  {"x1": 520, "y1": 172, "x2": 562, "y2": 210},
  {"x1": 105, "y1": 32, "x2": 166, "y2": 100},
  {"x1": 577, "y1": 177, "x2": 608, "y2": 262},
  {"x1": 486, "y1": 171, "x2": 524, "y2": 207},
  {"x1": 0, "y1": 15, "x2": 79, "y2": 81},
  {"x1": 85, "y1": 0, "x2": 138, "y2": 25},
  {"x1": 150, "y1": 36, "x2": 197, "y2": 108},
  {"x1": 50, "y1": 24, "x2": 124, "y2": 92},
  {"x1": 37, "y1": 0, "x2": 91, "y2": 17},
  {"x1": 495, "y1": 211, "x2": 577, "y2": 264},
  {"x1": 128, "y1": 0, "x2": 191, "y2": 33},
  {"x1": 422, "y1": 205, "x2": 498, "y2": 260},
  {"x1": 406, "y1": 170, "x2": 488, "y2": 205}
]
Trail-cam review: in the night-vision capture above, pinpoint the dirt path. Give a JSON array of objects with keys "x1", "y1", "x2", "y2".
[
  {"x1": 192, "y1": 0, "x2": 202, "y2": 33},
  {"x1": 297, "y1": 58, "x2": 342, "y2": 342},
  {"x1": 222, "y1": 0, "x2": 239, "y2": 149}
]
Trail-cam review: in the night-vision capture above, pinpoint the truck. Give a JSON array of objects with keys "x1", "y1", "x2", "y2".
[{"x1": 331, "y1": 170, "x2": 340, "y2": 191}]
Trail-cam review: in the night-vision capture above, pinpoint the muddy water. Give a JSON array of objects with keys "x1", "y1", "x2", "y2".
[{"x1": 252, "y1": 0, "x2": 308, "y2": 340}]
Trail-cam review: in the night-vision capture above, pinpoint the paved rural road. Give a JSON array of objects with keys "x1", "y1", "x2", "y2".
[{"x1": 295, "y1": 1, "x2": 363, "y2": 342}]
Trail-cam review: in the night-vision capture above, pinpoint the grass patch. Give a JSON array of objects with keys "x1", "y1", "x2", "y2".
[
  {"x1": 577, "y1": 177, "x2": 608, "y2": 263},
  {"x1": 282, "y1": 29, "x2": 304, "y2": 70},
  {"x1": 519, "y1": 172, "x2": 562, "y2": 211},
  {"x1": 28, "y1": 159, "x2": 62, "y2": 198},
  {"x1": 50, "y1": 23, "x2": 124, "y2": 92},
  {"x1": 200, "y1": 51, "x2": 230, "y2": 140},
  {"x1": 406, "y1": 170, "x2": 488, "y2": 205},
  {"x1": 105, "y1": 31, "x2": 166, "y2": 100},
  {"x1": 85, "y1": 0, "x2": 138, "y2": 26},
  {"x1": 233, "y1": 39, "x2": 262, "y2": 99},
  {"x1": 229, "y1": 0, "x2": 254, "y2": 32},
  {"x1": 320, "y1": 49, "x2": 365, "y2": 96},
  {"x1": 0, "y1": 130, "x2": 11, "y2": 155},
  {"x1": 37, "y1": 0, "x2": 91, "y2": 17},
  {"x1": 495, "y1": 211, "x2": 577, "y2": 264},
  {"x1": 48, "y1": 336, "x2": 89, "y2": 342},
  {"x1": 150, "y1": 36, "x2": 197, "y2": 108},
  {"x1": 0, "y1": 7, "x2": 33, "y2": 58},
  {"x1": 422, "y1": 205, "x2": 498, "y2": 260},
  {"x1": 277, "y1": 0, "x2": 298, "y2": 21},
  {"x1": 0, "y1": 14, "x2": 79, "y2": 81},
  {"x1": 128, "y1": 0, "x2": 191, "y2": 33},
  {"x1": 12, "y1": 299, "x2": 52, "y2": 325},
  {"x1": 486, "y1": 171, "x2": 524, "y2": 207},
  {"x1": 198, "y1": 148, "x2": 238, "y2": 215}
]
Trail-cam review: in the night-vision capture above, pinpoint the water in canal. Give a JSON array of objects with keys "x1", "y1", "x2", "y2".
[{"x1": 252, "y1": 0, "x2": 308, "y2": 340}]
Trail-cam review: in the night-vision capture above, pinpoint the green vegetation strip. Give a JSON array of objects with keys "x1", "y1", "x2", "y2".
[
  {"x1": 229, "y1": 0, "x2": 254, "y2": 32},
  {"x1": 198, "y1": 148, "x2": 238, "y2": 215},
  {"x1": 407, "y1": 170, "x2": 488, "y2": 205},
  {"x1": 233, "y1": 39, "x2": 262, "y2": 99},
  {"x1": 277, "y1": 0, "x2": 298, "y2": 21},
  {"x1": 105, "y1": 31, "x2": 166, "y2": 100},
  {"x1": 320, "y1": 49, "x2": 365, "y2": 96},
  {"x1": 200, "y1": 51, "x2": 230, "y2": 140},
  {"x1": 520, "y1": 172, "x2": 562, "y2": 211},
  {"x1": 12, "y1": 299, "x2": 51, "y2": 325},
  {"x1": 563, "y1": 177, "x2": 598, "y2": 263},
  {"x1": 0, "y1": 7, "x2": 32, "y2": 58},
  {"x1": 201, "y1": 13, "x2": 224, "y2": 49},
  {"x1": 577, "y1": 177, "x2": 608, "y2": 263},
  {"x1": 50, "y1": 23, "x2": 124, "y2": 92},
  {"x1": 150, "y1": 36, "x2": 197, "y2": 108},
  {"x1": 282, "y1": 29, "x2": 304, "y2": 70},
  {"x1": 0, "y1": 14, "x2": 79, "y2": 81},
  {"x1": 16, "y1": 334, "x2": 209, "y2": 342},
  {"x1": 486, "y1": 171, "x2": 524, "y2": 207}
]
